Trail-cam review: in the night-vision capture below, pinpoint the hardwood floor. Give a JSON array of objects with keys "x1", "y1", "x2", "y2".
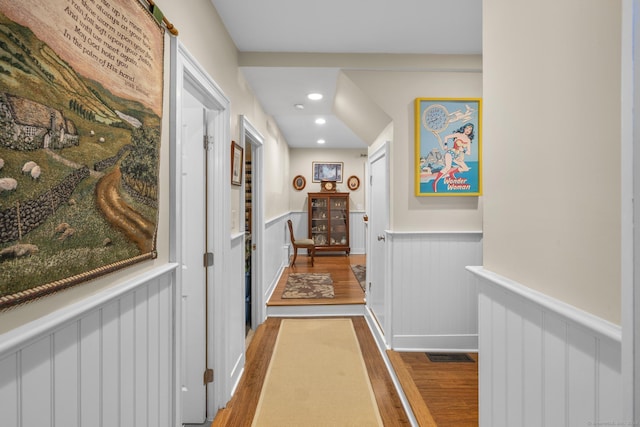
[
  {"x1": 214, "y1": 316, "x2": 410, "y2": 426},
  {"x1": 267, "y1": 253, "x2": 366, "y2": 307},
  {"x1": 213, "y1": 254, "x2": 479, "y2": 426},
  {"x1": 391, "y1": 351, "x2": 478, "y2": 426}
]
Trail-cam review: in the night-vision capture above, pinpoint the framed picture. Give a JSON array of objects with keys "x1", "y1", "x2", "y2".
[
  {"x1": 347, "y1": 175, "x2": 360, "y2": 191},
  {"x1": 0, "y1": 0, "x2": 164, "y2": 309},
  {"x1": 292, "y1": 175, "x2": 306, "y2": 190},
  {"x1": 415, "y1": 98, "x2": 482, "y2": 196},
  {"x1": 312, "y1": 161, "x2": 343, "y2": 183},
  {"x1": 231, "y1": 141, "x2": 243, "y2": 186}
]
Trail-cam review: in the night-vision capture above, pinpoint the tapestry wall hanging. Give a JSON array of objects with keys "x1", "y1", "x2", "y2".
[
  {"x1": 414, "y1": 98, "x2": 482, "y2": 196},
  {"x1": 0, "y1": 0, "x2": 165, "y2": 309}
]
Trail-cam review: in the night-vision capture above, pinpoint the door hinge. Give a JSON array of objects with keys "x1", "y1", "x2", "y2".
[
  {"x1": 204, "y1": 252, "x2": 214, "y2": 267},
  {"x1": 203, "y1": 135, "x2": 214, "y2": 150},
  {"x1": 204, "y1": 368, "x2": 214, "y2": 384}
]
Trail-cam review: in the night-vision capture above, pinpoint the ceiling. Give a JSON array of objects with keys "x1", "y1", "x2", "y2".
[{"x1": 210, "y1": 0, "x2": 482, "y2": 149}]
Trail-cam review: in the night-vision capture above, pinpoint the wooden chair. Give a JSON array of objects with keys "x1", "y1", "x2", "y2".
[{"x1": 287, "y1": 219, "x2": 315, "y2": 267}]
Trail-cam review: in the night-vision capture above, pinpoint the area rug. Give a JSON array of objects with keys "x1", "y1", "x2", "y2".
[
  {"x1": 251, "y1": 318, "x2": 383, "y2": 426},
  {"x1": 350, "y1": 264, "x2": 366, "y2": 291},
  {"x1": 282, "y1": 273, "x2": 334, "y2": 299}
]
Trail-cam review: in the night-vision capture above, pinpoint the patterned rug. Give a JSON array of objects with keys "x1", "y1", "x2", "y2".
[
  {"x1": 350, "y1": 264, "x2": 366, "y2": 291},
  {"x1": 282, "y1": 273, "x2": 334, "y2": 299}
]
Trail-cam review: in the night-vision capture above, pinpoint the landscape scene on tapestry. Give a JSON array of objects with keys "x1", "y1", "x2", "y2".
[{"x1": 0, "y1": 10, "x2": 161, "y2": 305}]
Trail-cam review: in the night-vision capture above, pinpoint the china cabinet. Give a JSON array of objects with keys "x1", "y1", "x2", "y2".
[{"x1": 307, "y1": 192, "x2": 350, "y2": 254}]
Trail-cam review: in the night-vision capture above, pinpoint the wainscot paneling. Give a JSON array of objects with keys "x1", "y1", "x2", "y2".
[
  {"x1": 0, "y1": 264, "x2": 178, "y2": 427},
  {"x1": 263, "y1": 214, "x2": 290, "y2": 314},
  {"x1": 468, "y1": 266, "x2": 622, "y2": 427},
  {"x1": 388, "y1": 231, "x2": 482, "y2": 351},
  {"x1": 227, "y1": 233, "x2": 247, "y2": 395}
]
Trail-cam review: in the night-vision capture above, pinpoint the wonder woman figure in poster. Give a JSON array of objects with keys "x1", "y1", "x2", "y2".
[{"x1": 415, "y1": 98, "x2": 482, "y2": 196}]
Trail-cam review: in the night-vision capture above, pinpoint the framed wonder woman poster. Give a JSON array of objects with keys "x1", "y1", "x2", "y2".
[{"x1": 414, "y1": 98, "x2": 482, "y2": 196}]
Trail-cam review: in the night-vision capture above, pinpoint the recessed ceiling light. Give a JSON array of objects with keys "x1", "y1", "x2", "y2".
[
  {"x1": 315, "y1": 118, "x2": 326, "y2": 125},
  {"x1": 317, "y1": 139, "x2": 326, "y2": 144},
  {"x1": 307, "y1": 93, "x2": 323, "y2": 101},
  {"x1": 294, "y1": 103, "x2": 305, "y2": 110}
]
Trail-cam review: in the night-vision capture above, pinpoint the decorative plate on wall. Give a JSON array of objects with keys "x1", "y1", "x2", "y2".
[
  {"x1": 293, "y1": 175, "x2": 306, "y2": 190},
  {"x1": 347, "y1": 175, "x2": 360, "y2": 191}
]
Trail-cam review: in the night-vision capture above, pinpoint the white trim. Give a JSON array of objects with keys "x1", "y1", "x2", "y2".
[
  {"x1": 364, "y1": 307, "x2": 418, "y2": 427},
  {"x1": 387, "y1": 230, "x2": 483, "y2": 236},
  {"x1": 621, "y1": 0, "x2": 639, "y2": 421},
  {"x1": 467, "y1": 266, "x2": 621, "y2": 342},
  {"x1": 266, "y1": 304, "x2": 365, "y2": 317},
  {"x1": 0, "y1": 263, "x2": 178, "y2": 358},
  {"x1": 239, "y1": 115, "x2": 266, "y2": 330},
  {"x1": 171, "y1": 39, "x2": 231, "y2": 419},
  {"x1": 392, "y1": 334, "x2": 478, "y2": 353},
  {"x1": 231, "y1": 231, "x2": 245, "y2": 242},
  {"x1": 266, "y1": 211, "x2": 290, "y2": 226},
  {"x1": 471, "y1": 266, "x2": 622, "y2": 425}
]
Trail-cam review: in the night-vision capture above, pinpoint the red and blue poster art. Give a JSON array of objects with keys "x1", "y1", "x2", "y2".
[{"x1": 415, "y1": 98, "x2": 482, "y2": 196}]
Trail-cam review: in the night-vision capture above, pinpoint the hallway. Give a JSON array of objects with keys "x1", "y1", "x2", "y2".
[{"x1": 212, "y1": 255, "x2": 478, "y2": 426}]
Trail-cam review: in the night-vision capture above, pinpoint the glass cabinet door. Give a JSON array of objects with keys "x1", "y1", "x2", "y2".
[
  {"x1": 308, "y1": 193, "x2": 350, "y2": 254},
  {"x1": 329, "y1": 197, "x2": 347, "y2": 246},
  {"x1": 310, "y1": 196, "x2": 329, "y2": 246}
]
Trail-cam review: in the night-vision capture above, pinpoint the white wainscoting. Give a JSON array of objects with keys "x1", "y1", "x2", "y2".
[
  {"x1": 227, "y1": 233, "x2": 247, "y2": 396},
  {"x1": 388, "y1": 231, "x2": 482, "y2": 351},
  {"x1": 0, "y1": 264, "x2": 178, "y2": 427},
  {"x1": 349, "y1": 211, "x2": 366, "y2": 254},
  {"x1": 468, "y1": 266, "x2": 622, "y2": 427},
  {"x1": 262, "y1": 214, "x2": 290, "y2": 314}
]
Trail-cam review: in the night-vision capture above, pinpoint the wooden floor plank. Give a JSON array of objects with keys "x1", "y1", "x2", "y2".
[
  {"x1": 267, "y1": 254, "x2": 366, "y2": 306},
  {"x1": 213, "y1": 254, "x2": 479, "y2": 426},
  {"x1": 216, "y1": 316, "x2": 410, "y2": 425},
  {"x1": 387, "y1": 350, "x2": 438, "y2": 427},
  {"x1": 397, "y1": 351, "x2": 479, "y2": 426}
]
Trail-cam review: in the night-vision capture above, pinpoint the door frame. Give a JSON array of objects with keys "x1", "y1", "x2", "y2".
[
  {"x1": 239, "y1": 115, "x2": 265, "y2": 329},
  {"x1": 170, "y1": 39, "x2": 231, "y2": 421},
  {"x1": 622, "y1": 0, "x2": 639, "y2": 420},
  {"x1": 365, "y1": 141, "x2": 391, "y2": 349}
]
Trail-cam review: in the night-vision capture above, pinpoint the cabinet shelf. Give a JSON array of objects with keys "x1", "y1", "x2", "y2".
[{"x1": 307, "y1": 192, "x2": 350, "y2": 254}]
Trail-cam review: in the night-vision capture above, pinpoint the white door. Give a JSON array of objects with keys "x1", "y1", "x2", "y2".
[
  {"x1": 180, "y1": 88, "x2": 210, "y2": 423},
  {"x1": 367, "y1": 143, "x2": 390, "y2": 334}
]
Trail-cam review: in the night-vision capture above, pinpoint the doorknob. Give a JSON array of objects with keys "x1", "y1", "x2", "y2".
[{"x1": 377, "y1": 235, "x2": 386, "y2": 241}]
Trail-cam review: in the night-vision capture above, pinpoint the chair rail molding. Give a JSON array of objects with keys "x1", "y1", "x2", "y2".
[{"x1": 468, "y1": 266, "x2": 622, "y2": 426}]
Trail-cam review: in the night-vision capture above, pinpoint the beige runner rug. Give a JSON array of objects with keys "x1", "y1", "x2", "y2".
[{"x1": 251, "y1": 318, "x2": 384, "y2": 426}]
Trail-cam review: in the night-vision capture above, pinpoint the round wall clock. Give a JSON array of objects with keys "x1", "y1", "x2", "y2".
[
  {"x1": 347, "y1": 175, "x2": 360, "y2": 191},
  {"x1": 293, "y1": 175, "x2": 306, "y2": 190}
]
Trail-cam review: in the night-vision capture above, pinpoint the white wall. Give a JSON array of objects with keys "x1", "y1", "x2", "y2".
[
  {"x1": 344, "y1": 67, "x2": 483, "y2": 232},
  {"x1": 289, "y1": 147, "x2": 367, "y2": 212},
  {"x1": 482, "y1": 0, "x2": 622, "y2": 324},
  {"x1": 158, "y1": 0, "x2": 291, "y2": 225}
]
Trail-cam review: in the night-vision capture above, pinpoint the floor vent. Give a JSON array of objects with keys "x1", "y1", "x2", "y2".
[{"x1": 426, "y1": 353, "x2": 475, "y2": 363}]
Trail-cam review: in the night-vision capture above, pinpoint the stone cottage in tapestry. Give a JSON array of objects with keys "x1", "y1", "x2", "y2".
[{"x1": 0, "y1": 92, "x2": 78, "y2": 151}]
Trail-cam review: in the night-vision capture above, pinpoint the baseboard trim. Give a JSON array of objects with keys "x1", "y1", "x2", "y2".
[
  {"x1": 266, "y1": 303, "x2": 365, "y2": 317},
  {"x1": 365, "y1": 307, "x2": 419, "y2": 427},
  {"x1": 392, "y1": 334, "x2": 478, "y2": 353}
]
